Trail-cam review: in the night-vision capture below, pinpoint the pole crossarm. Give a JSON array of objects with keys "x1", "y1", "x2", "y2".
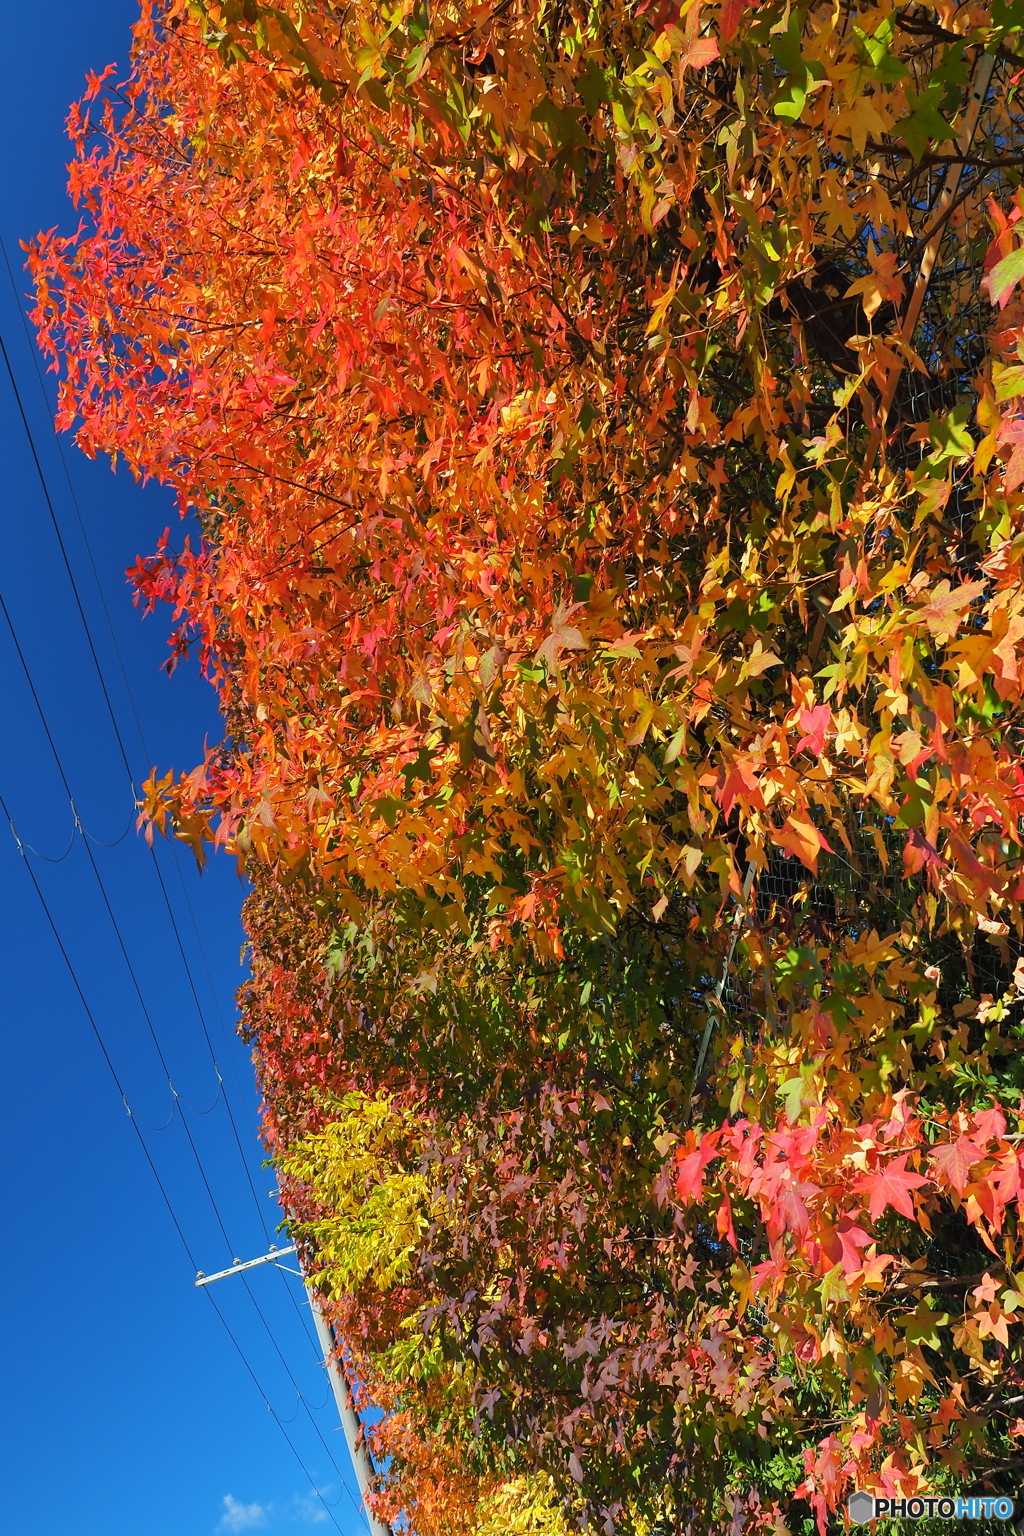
[
  {"x1": 194, "y1": 1243, "x2": 297, "y2": 1286},
  {"x1": 194, "y1": 1239, "x2": 394, "y2": 1536}
]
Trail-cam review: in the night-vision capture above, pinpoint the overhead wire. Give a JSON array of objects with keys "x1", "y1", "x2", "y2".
[
  {"x1": 239, "y1": 1272, "x2": 367, "y2": 1511},
  {"x1": 167, "y1": 836, "x2": 273, "y2": 1171},
  {"x1": 12, "y1": 698, "x2": 383, "y2": 1492},
  {"x1": 0, "y1": 308, "x2": 361, "y2": 1491},
  {"x1": 1, "y1": 249, "x2": 257, "y2": 1064},
  {"x1": 0, "y1": 308, "x2": 273, "y2": 1219},
  {"x1": 0, "y1": 787, "x2": 362, "y2": 1534},
  {"x1": 0, "y1": 232, "x2": 329, "y2": 1356},
  {"x1": 1, "y1": 247, "x2": 368, "y2": 1498},
  {"x1": 0, "y1": 792, "x2": 134, "y2": 859},
  {"x1": 7, "y1": 819, "x2": 77, "y2": 863},
  {"x1": 203, "y1": 1287, "x2": 360, "y2": 1526},
  {"x1": 82, "y1": 802, "x2": 136, "y2": 846},
  {"x1": 159, "y1": 835, "x2": 328, "y2": 1355},
  {"x1": 0, "y1": 588, "x2": 223, "y2": 1115}
]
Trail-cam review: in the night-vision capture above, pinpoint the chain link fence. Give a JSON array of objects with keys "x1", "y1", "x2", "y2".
[{"x1": 694, "y1": 47, "x2": 1024, "y2": 1100}]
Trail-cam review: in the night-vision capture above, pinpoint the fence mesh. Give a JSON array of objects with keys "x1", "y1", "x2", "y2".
[{"x1": 703, "y1": 48, "x2": 1024, "y2": 1082}]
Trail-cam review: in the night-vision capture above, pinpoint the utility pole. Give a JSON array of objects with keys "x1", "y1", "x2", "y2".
[{"x1": 196, "y1": 1245, "x2": 392, "y2": 1536}]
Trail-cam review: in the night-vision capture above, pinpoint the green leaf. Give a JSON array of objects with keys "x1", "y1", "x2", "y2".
[
  {"x1": 576, "y1": 58, "x2": 611, "y2": 112},
  {"x1": 994, "y1": 363, "x2": 1024, "y2": 400},
  {"x1": 780, "y1": 1062, "x2": 818, "y2": 1121},
  {"x1": 895, "y1": 776, "x2": 932, "y2": 829},
  {"x1": 361, "y1": 76, "x2": 391, "y2": 112},
  {"x1": 530, "y1": 97, "x2": 589, "y2": 149},
  {"x1": 897, "y1": 86, "x2": 956, "y2": 161},
  {"x1": 992, "y1": 0, "x2": 1024, "y2": 36},
  {"x1": 927, "y1": 402, "x2": 974, "y2": 463},
  {"x1": 770, "y1": 13, "x2": 825, "y2": 123},
  {"x1": 818, "y1": 1262, "x2": 851, "y2": 1307},
  {"x1": 664, "y1": 726, "x2": 686, "y2": 765},
  {"x1": 853, "y1": 17, "x2": 907, "y2": 82},
  {"x1": 902, "y1": 1299, "x2": 950, "y2": 1350},
  {"x1": 987, "y1": 247, "x2": 1024, "y2": 309}
]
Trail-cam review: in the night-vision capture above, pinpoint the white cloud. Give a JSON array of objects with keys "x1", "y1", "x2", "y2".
[
  {"x1": 218, "y1": 1494, "x2": 269, "y2": 1532},
  {"x1": 289, "y1": 1492, "x2": 329, "y2": 1525},
  {"x1": 214, "y1": 1487, "x2": 332, "y2": 1529}
]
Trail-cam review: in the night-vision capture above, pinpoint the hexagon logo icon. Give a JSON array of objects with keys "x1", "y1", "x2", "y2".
[{"x1": 847, "y1": 1491, "x2": 876, "y2": 1525}]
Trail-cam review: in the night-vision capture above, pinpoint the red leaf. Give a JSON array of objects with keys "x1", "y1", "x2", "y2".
[
  {"x1": 903, "y1": 828, "x2": 945, "y2": 878},
  {"x1": 679, "y1": 37, "x2": 720, "y2": 70},
  {"x1": 796, "y1": 703, "x2": 831, "y2": 756},
  {"x1": 821, "y1": 1215, "x2": 872, "y2": 1276},
  {"x1": 973, "y1": 1104, "x2": 1008, "y2": 1142},
  {"x1": 931, "y1": 1135, "x2": 985, "y2": 1195},
  {"x1": 675, "y1": 1133, "x2": 719, "y2": 1202},
  {"x1": 716, "y1": 1188, "x2": 737, "y2": 1247},
  {"x1": 777, "y1": 1181, "x2": 817, "y2": 1241},
  {"x1": 718, "y1": 0, "x2": 748, "y2": 44},
  {"x1": 853, "y1": 1154, "x2": 928, "y2": 1222},
  {"x1": 717, "y1": 756, "x2": 764, "y2": 817},
  {"x1": 992, "y1": 1150, "x2": 1024, "y2": 1208},
  {"x1": 770, "y1": 812, "x2": 833, "y2": 873}
]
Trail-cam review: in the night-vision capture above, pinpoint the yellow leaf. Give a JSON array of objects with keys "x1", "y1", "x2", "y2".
[{"x1": 893, "y1": 1352, "x2": 934, "y2": 1406}]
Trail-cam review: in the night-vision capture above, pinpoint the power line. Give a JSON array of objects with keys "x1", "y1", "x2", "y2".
[
  {"x1": 0, "y1": 280, "x2": 273, "y2": 1217},
  {"x1": 0, "y1": 306, "x2": 272, "y2": 1217},
  {"x1": 203, "y1": 1286, "x2": 361, "y2": 1532},
  {"x1": 0, "y1": 786, "x2": 197, "y2": 1255},
  {"x1": 145, "y1": 842, "x2": 276, "y2": 1225},
  {"x1": 1, "y1": 231, "x2": 266, "y2": 1135},
  {"x1": 0, "y1": 327, "x2": 325, "y2": 1338},
  {"x1": 241, "y1": 1272, "x2": 369, "y2": 1518},
  {"x1": 0, "y1": 590, "x2": 219, "y2": 1114},
  {"x1": 1, "y1": 243, "x2": 369, "y2": 1522},
  {"x1": 0, "y1": 787, "x2": 361, "y2": 1534},
  {"x1": 0, "y1": 243, "x2": 328, "y2": 1354}
]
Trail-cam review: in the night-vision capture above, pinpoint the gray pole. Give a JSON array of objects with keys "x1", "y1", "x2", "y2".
[
  {"x1": 195, "y1": 1246, "x2": 392, "y2": 1536},
  {"x1": 272, "y1": 1176, "x2": 392, "y2": 1535},
  {"x1": 304, "y1": 1284, "x2": 392, "y2": 1536}
]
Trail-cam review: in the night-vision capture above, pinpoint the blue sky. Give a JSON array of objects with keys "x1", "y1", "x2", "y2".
[{"x1": 0, "y1": 8, "x2": 366, "y2": 1534}]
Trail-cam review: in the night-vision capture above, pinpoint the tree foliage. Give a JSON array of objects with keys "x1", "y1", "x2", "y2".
[{"x1": 30, "y1": 0, "x2": 1024, "y2": 1528}]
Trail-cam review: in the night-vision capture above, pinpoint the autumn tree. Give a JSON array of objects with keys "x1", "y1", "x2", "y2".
[{"x1": 30, "y1": 0, "x2": 1024, "y2": 1529}]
